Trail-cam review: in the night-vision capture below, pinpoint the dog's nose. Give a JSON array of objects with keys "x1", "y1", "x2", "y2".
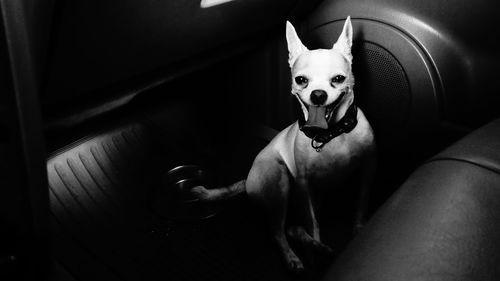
[{"x1": 310, "y1": 90, "x2": 327, "y2": 105}]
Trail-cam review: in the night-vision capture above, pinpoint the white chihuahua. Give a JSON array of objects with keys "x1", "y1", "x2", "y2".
[{"x1": 193, "y1": 17, "x2": 376, "y2": 272}]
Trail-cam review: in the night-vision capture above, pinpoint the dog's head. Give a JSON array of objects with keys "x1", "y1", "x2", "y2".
[{"x1": 286, "y1": 17, "x2": 354, "y2": 136}]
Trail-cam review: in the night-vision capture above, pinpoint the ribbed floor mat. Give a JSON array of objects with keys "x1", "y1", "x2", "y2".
[
  {"x1": 48, "y1": 122, "x2": 156, "y2": 281},
  {"x1": 48, "y1": 122, "x2": 351, "y2": 281}
]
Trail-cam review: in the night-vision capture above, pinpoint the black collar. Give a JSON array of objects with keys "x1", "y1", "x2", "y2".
[{"x1": 298, "y1": 103, "x2": 358, "y2": 151}]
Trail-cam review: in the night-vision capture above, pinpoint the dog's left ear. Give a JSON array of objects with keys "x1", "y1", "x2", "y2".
[
  {"x1": 286, "y1": 21, "x2": 308, "y2": 68},
  {"x1": 333, "y1": 16, "x2": 353, "y2": 62}
]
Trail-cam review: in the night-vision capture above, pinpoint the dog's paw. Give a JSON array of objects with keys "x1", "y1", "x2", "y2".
[{"x1": 285, "y1": 253, "x2": 304, "y2": 274}]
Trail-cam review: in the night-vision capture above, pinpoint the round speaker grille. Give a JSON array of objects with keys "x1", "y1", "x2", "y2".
[
  {"x1": 308, "y1": 18, "x2": 439, "y2": 145},
  {"x1": 352, "y1": 41, "x2": 410, "y2": 135}
]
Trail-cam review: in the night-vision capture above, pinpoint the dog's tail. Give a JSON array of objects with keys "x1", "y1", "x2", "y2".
[{"x1": 190, "y1": 179, "x2": 246, "y2": 201}]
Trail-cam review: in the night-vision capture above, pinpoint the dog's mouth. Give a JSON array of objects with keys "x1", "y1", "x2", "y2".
[{"x1": 301, "y1": 91, "x2": 346, "y2": 135}]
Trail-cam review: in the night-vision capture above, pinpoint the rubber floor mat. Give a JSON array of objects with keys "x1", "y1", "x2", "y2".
[{"x1": 47, "y1": 122, "x2": 352, "y2": 281}]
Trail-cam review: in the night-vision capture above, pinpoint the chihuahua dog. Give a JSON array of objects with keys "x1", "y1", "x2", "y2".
[{"x1": 192, "y1": 17, "x2": 376, "y2": 272}]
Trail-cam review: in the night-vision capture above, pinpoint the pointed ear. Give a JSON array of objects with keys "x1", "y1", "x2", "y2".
[
  {"x1": 333, "y1": 16, "x2": 353, "y2": 61},
  {"x1": 286, "y1": 21, "x2": 308, "y2": 68}
]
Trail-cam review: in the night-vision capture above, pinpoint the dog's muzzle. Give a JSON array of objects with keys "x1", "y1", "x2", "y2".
[{"x1": 300, "y1": 91, "x2": 346, "y2": 137}]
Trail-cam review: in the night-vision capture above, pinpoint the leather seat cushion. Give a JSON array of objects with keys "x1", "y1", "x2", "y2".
[{"x1": 322, "y1": 118, "x2": 500, "y2": 281}]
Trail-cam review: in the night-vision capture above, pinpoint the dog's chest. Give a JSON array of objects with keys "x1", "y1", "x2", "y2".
[
  {"x1": 295, "y1": 139, "x2": 354, "y2": 181},
  {"x1": 293, "y1": 124, "x2": 373, "y2": 184}
]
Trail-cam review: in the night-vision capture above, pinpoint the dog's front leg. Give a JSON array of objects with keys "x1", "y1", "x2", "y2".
[
  {"x1": 287, "y1": 178, "x2": 333, "y2": 260},
  {"x1": 246, "y1": 158, "x2": 304, "y2": 273},
  {"x1": 295, "y1": 178, "x2": 320, "y2": 240}
]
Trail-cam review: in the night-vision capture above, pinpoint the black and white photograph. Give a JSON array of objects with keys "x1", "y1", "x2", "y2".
[{"x1": 0, "y1": 0, "x2": 499, "y2": 280}]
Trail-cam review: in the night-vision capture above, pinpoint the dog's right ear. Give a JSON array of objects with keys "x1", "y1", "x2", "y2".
[{"x1": 286, "y1": 21, "x2": 308, "y2": 68}]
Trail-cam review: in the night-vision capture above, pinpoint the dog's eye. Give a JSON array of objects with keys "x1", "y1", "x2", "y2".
[
  {"x1": 331, "y1": 75, "x2": 346, "y2": 84},
  {"x1": 294, "y1": 76, "x2": 308, "y2": 86}
]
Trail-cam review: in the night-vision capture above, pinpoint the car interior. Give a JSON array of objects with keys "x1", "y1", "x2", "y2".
[{"x1": 1, "y1": 0, "x2": 500, "y2": 280}]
